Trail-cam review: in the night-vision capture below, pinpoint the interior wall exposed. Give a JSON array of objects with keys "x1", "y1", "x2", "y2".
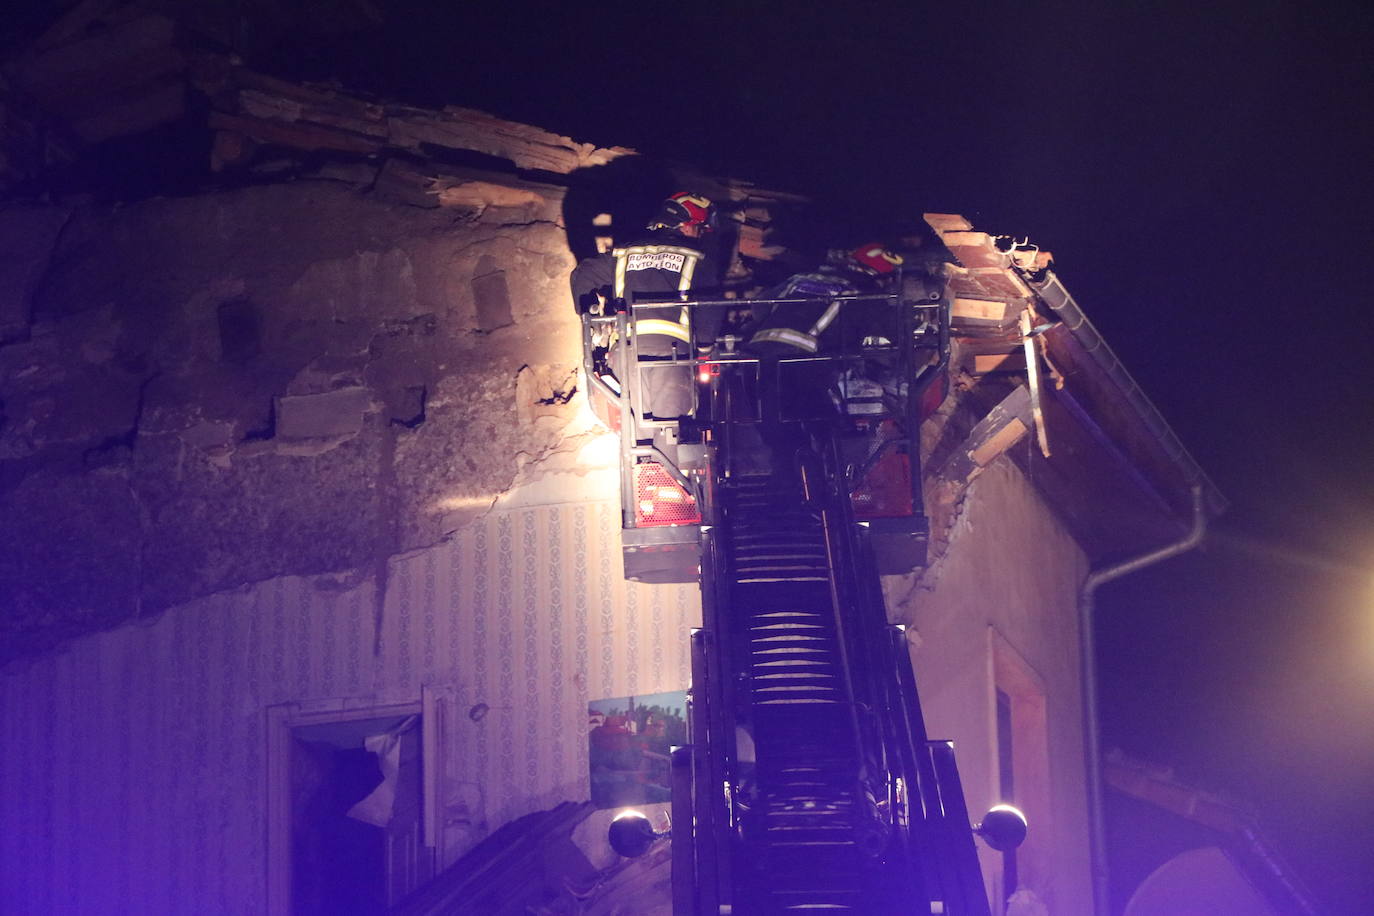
[{"x1": 0, "y1": 499, "x2": 699, "y2": 914}]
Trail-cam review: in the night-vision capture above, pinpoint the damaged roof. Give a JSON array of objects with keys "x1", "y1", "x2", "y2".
[
  {"x1": 927, "y1": 216, "x2": 1225, "y2": 560},
  {"x1": 1, "y1": 0, "x2": 1220, "y2": 565}
]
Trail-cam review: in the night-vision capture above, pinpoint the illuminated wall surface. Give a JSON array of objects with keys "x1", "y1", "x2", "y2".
[
  {"x1": 0, "y1": 461, "x2": 1096, "y2": 914},
  {"x1": 0, "y1": 500, "x2": 698, "y2": 913},
  {"x1": 908, "y1": 460, "x2": 1093, "y2": 914}
]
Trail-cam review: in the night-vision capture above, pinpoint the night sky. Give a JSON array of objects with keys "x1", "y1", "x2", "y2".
[{"x1": 13, "y1": 0, "x2": 1374, "y2": 910}]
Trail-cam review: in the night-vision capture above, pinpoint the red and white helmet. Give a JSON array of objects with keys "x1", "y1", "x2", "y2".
[
  {"x1": 647, "y1": 192, "x2": 717, "y2": 233},
  {"x1": 847, "y1": 242, "x2": 904, "y2": 277}
]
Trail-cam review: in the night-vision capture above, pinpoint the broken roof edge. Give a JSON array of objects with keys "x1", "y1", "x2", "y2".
[
  {"x1": 211, "y1": 59, "x2": 638, "y2": 176},
  {"x1": 202, "y1": 61, "x2": 809, "y2": 209},
  {"x1": 923, "y1": 212, "x2": 1226, "y2": 523},
  {"x1": 1033, "y1": 270, "x2": 1226, "y2": 518}
]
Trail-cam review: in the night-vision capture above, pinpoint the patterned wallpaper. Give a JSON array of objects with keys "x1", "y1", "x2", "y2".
[{"x1": 0, "y1": 500, "x2": 700, "y2": 914}]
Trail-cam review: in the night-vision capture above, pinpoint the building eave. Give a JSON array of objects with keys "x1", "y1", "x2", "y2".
[{"x1": 926, "y1": 214, "x2": 1225, "y2": 558}]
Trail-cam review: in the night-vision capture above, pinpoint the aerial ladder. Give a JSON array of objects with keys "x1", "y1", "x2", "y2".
[{"x1": 581, "y1": 266, "x2": 1025, "y2": 914}]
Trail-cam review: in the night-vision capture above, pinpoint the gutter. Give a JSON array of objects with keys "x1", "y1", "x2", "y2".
[
  {"x1": 1035, "y1": 268, "x2": 1223, "y2": 913},
  {"x1": 1033, "y1": 271, "x2": 1224, "y2": 515},
  {"x1": 1080, "y1": 484, "x2": 1207, "y2": 916}
]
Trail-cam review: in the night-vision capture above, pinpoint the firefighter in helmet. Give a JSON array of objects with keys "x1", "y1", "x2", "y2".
[
  {"x1": 747, "y1": 242, "x2": 904, "y2": 356},
  {"x1": 570, "y1": 192, "x2": 721, "y2": 419},
  {"x1": 743, "y1": 243, "x2": 904, "y2": 424}
]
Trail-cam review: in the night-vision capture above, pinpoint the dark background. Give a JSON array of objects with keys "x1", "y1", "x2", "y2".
[{"x1": 11, "y1": 0, "x2": 1374, "y2": 910}]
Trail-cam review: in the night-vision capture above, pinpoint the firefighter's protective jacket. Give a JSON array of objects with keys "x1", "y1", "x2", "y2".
[
  {"x1": 571, "y1": 229, "x2": 720, "y2": 417},
  {"x1": 570, "y1": 228, "x2": 719, "y2": 331}
]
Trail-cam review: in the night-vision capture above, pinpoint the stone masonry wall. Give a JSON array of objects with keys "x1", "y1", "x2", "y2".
[{"x1": 0, "y1": 178, "x2": 583, "y2": 665}]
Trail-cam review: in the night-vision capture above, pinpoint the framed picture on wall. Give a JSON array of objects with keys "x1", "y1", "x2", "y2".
[{"x1": 587, "y1": 690, "x2": 687, "y2": 809}]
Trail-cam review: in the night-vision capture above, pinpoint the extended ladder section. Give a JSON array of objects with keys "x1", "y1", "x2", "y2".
[
  {"x1": 677, "y1": 426, "x2": 992, "y2": 914},
  {"x1": 583, "y1": 273, "x2": 1002, "y2": 913},
  {"x1": 722, "y1": 464, "x2": 890, "y2": 910}
]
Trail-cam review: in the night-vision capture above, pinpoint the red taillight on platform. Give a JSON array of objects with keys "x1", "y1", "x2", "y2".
[{"x1": 633, "y1": 462, "x2": 701, "y2": 527}]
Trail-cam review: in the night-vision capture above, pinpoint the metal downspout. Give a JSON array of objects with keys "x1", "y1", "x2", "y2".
[{"x1": 1081, "y1": 484, "x2": 1206, "y2": 916}]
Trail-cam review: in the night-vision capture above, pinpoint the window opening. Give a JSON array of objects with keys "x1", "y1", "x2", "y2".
[{"x1": 268, "y1": 702, "x2": 437, "y2": 915}]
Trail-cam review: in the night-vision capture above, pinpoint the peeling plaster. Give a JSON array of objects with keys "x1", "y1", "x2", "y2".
[{"x1": 0, "y1": 181, "x2": 591, "y2": 664}]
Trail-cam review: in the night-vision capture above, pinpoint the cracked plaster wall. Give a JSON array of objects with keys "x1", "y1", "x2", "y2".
[{"x1": 0, "y1": 180, "x2": 585, "y2": 665}]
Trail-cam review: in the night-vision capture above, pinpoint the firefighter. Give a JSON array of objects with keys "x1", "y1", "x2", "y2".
[
  {"x1": 747, "y1": 242, "x2": 904, "y2": 356},
  {"x1": 741, "y1": 243, "x2": 903, "y2": 424},
  {"x1": 570, "y1": 192, "x2": 721, "y2": 419}
]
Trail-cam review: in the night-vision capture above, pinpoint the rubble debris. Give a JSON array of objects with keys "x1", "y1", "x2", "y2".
[
  {"x1": 390, "y1": 801, "x2": 602, "y2": 916},
  {"x1": 935, "y1": 385, "x2": 1033, "y2": 485}
]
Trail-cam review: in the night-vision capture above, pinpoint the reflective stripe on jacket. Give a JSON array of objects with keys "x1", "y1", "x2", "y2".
[{"x1": 613, "y1": 244, "x2": 701, "y2": 344}]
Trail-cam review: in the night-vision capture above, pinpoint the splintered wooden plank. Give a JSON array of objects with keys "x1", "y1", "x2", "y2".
[
  {"x1": 924, "y1": 213, "x2": 974, "y2": 232},
  {"x1": 941, "y1": 231, "x2": 1008, "y2": 269},
  {"x1": 217, "y1": 65, "x2": 633, "y2": 175},
  {"x1": 388, "y1": 107, "x2": 630, "y2": 174},
  {"x1": 942, "y1": 230, "x2": 994, "y2": 248},
  {"x1": 935, "y1": 385, "x2": 1034, "y2": 483},
  {"x1": 956, "y1": 336, "x2": 1025, "y2": 356},
  {"x1": 1021, "y1": 308, "x2": 1052, "y2": 458},
  {"x1": 952, "y1": 297, "x2": 1012, "y2": 322},
  {"x1": 943, "y1": 264, "x2": 1033, "y2": 301},
  {"x1": 971, "y1": 418, "x2": 1029, "y2": 467},
  {"x1": 239, "y1": 89, "x2": 391, "y2": 139},
  {"x1": 950, "y1": 295, "x2": 1025, "y2": 339},
  {"x1": 234, "y1": 70, "x2": 386, "y2": 123}
]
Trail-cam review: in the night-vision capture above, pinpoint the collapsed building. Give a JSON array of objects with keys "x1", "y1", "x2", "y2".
[{"x1": 0, "y1": 4, "x2": 1266, "y2": 914}]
